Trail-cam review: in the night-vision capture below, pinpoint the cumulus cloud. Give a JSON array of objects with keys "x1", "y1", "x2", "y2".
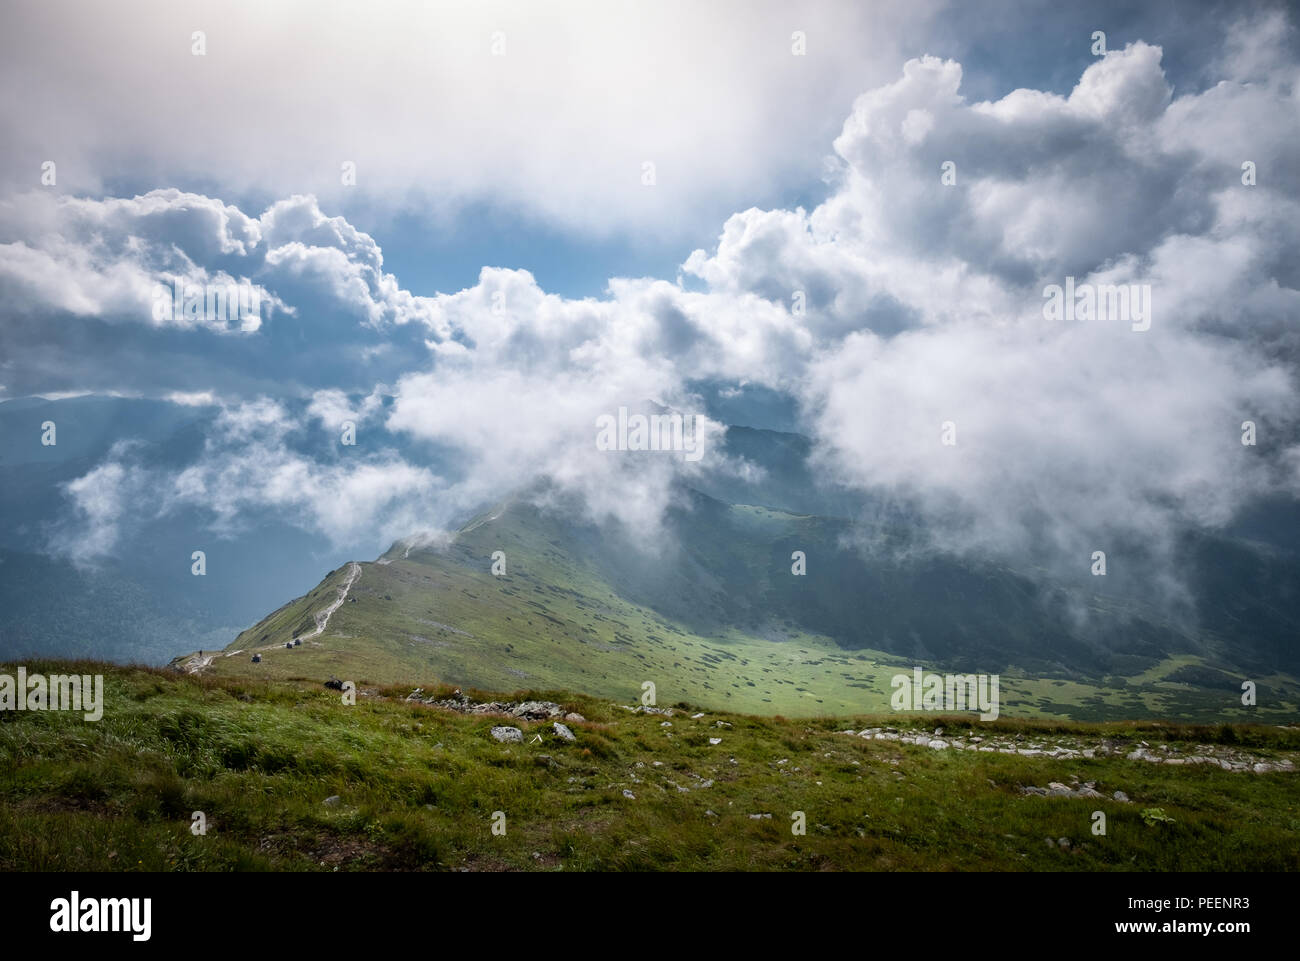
[
  {"x1": 32, "y1": 14, "x2": 1300, "y2": 607},
  {"x1": 52, "y1": 397, "x2": 447, "y2": 560},
  {"x1": 0, "y1": 190, "x2": 446, "y2": 398}
]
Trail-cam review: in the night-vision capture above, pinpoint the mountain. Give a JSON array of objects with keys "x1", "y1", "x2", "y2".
[{"x1": 181, "y1": 478, "x2": 1300, "y2": 722}]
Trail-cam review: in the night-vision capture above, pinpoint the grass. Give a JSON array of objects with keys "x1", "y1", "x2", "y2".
[
  {"x1": 2, "y1": 660, "x2": 1297, "y2": 872},
  {"x1": 179, "y1": 497, "x2": 1300, "y2": 723},
  {"x1": 190, "y1": 551, "x2": 1300, "y2": 723}
]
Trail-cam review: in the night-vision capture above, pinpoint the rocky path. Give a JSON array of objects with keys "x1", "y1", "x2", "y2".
[
  {"x1": 177, "y1": 562, "x2": 361, "y2": 674},
  {"x1": 840, "y1": 726, "x2": 1298, "y2": 773},
  {"x1": 297, "y1": 562, "x2": 361, "y2": 642}
]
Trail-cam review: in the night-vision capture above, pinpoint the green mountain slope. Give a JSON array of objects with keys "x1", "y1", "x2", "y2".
[{"x1": 177, "y1": 489, "x2": 1300, "y2": 721}]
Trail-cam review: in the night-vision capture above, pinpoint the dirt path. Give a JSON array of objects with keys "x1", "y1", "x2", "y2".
[
  {"x1": 297, "y1": 561, "x2": 361, "y2": 641},
  {"x1": 180, "y1": 562, "x2": 361, "y2": 673}
]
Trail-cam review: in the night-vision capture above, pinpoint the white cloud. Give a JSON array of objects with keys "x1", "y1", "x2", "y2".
[
  {"x1": 39, "y1": 17, "x2": 1300, "y2": 597},
  {"x1": 0, "y1": 0, "x2": 940, "y2": 240}
]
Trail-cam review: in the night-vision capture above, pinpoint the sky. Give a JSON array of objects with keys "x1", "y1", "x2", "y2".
[{"x1": 1, "y1": 0, "x2": 1298, "y2": 603}]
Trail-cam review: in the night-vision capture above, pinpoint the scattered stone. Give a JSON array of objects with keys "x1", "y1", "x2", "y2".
[
  {"x1": 1114, "y1": 791, "x2": 1130, "y2": 802},
  {"x1": 323, "y1": 795, "x2": 341, "y2": 806},
  {"x1": 564, "y1": 712, "x2": 585, "y2": 723},
  {"x1": 511, "y1": 700, "x2": 564, "y2": 720},
  {"x1": 552, "y1": 722, "x2": 576, "y2": 742},
  {"x1": 622, "y1": 789, "x2": 636, "y2": 800},
  {"x1": 929, "y1": 739, "x2": 949, "y2": 750},
  {"x1": 709, "y1": 737, "x2": 722, "y2": 745},
  {"x1": 491, "y1": 726, "x2": 523, "y2": 743}
]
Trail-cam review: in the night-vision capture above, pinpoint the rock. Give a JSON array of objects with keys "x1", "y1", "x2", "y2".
[
  {"x1": 934, "y1": 727, "x2": 944, "y2": 736},
  {"x1": 660, "y1": 721, "x2": 672, "y2": 727},
  {"x1": 491, "y1": 726, "x2": 523, "y2": 743},
  {"x1": 1057, "y1": 837, "x2": 1071, "y2": 849},
  {"x1": 564, "y1": 712, "x2": 585, "y2": 723},
  {"x1": 709, "y1": 737, "x2": 722, "y2": 745},
  {"x1": 323, "y1": 795, "x2": 341, "y2": 806},
  {"x1": 622, "y1": 789, "x2": 636, "y2": 799},
  {"x1": 552, "y1": 722, "x2": 576, "y2": 742},
  {"x1": 511, "y1": 700, "x2": 562, "y2": 720},
  {"x1": 1113, "y1": 791, "x2": 1130, "y2": 803},
  {"x1": 692, "y1": 712, "x2": 705, "y2": 719},
  {"x1": 929, "y1": 739, "x2": 949, "y2": 750}
]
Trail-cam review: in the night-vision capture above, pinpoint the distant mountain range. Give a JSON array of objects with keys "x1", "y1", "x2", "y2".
[
  {"x1": 4, "y1": 395, "x2": 1298, "y2": 721},
  {"x1": 184, "y1": 478, "x2": 1300, "y2": 722}
]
